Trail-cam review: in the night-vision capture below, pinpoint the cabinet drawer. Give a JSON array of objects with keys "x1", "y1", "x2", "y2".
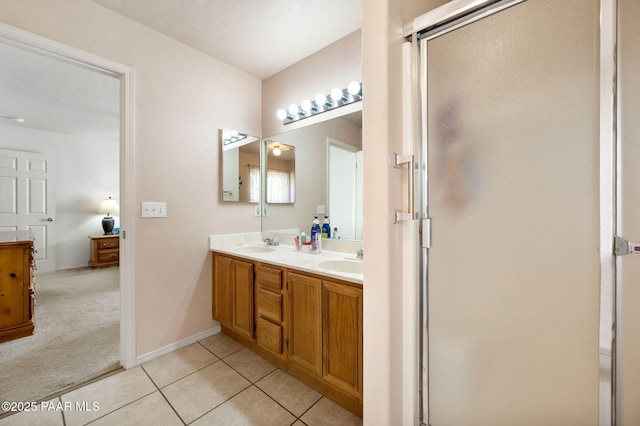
[
  {"x1": 256, "y1": 317, "x2": 282, "y2": 355},
  {"x1": 97, "y1": 249, "x2": 119, "y2": 263},
  {"x1": 257, "y1": 289, "x2": 282, "y2": 323},
  {"x1": 256, "y1": 265, "x2": 282, "y2": 291},
  {"x1": 96, "y1": 238, "x2": 119, "y2": 249}
]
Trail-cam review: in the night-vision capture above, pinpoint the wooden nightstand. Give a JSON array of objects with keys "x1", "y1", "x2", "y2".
[{"x1": 89, "y1": 235, "x2": 120, "y2": 268}]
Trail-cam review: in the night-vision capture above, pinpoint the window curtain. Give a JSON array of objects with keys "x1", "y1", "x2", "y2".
[
  {"x1": 267, "y1": 168, "x2": 292, "y2": 203},
  {"x1": 249, "y1": 165, "x2": 260, "y2": 203}
]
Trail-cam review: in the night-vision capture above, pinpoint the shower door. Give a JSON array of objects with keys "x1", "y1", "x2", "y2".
[
  {"x1": 420, "y1": 0, "x2": 602, "y2": 424},
  {"x1": 617, "y1": 0, "x2": 640, "y2": 424}
]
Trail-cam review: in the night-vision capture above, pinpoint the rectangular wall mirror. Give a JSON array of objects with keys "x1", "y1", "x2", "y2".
[
  {"x1": 219, "y1": 128, "x2": 260, "y2": 203},
  {"x1": 261, "y1": 110, "x2": 362, "y2": 240}
]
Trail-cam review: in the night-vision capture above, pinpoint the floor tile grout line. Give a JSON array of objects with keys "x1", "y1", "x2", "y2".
[
  {"x1": 144, "y1": 355, "x2": 221, "y2": 389},
  {"x1": 60, "y1": 395, "x2": 66, "y2": 426},
  {"x1": 251, "y1": 381, "x2": 309, "y2": 422},
  {"x1": 140, "y1": 364, "x2": 187, "y2": 426},
  {"x1": 183, "y1": 382, "x2": 254, "y2": 425},
  {"x1": 296, "y1": 395, "x2": 326, "y2": 421},
  {"x1": 79, "y1": 388, "x2": 158, "y2": 426},
  {"x1": 197, "y1": 339, "x2": 244, "y2": 360}
]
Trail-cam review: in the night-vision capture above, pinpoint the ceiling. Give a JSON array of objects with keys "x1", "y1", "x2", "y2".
[
  {"x1": 90, "y1": 0, "x2": 362, "y2": 79},
  {"x1": 0, "y1": 1, "x2": 361, "y2": 140}
]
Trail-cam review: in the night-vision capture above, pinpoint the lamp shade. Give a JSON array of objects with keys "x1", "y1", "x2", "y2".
[{"x1": 97, "y1": 197, "x2": 119, "y2": 216}]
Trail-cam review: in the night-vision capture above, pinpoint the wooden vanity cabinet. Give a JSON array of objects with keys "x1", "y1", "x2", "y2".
[
  {"x1": 212, "y1": 253, "x2": 254, "y2": 340},
  {"x1": 211, "y1": 251, "x2": 363, "y2": 416}
]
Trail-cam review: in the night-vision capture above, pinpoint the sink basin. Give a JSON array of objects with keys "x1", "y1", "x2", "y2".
[
  {"x1": 317, "y1": 259, "x2": 363, "y2": 274},
  {"x1": 237, "y1": 246, "x2": 275, "y2": 253}
]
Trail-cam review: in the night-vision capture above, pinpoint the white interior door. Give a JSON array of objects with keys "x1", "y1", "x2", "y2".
[
  {"x1": 421, "y1": 1, "x2": 601, "y2": 424},
  {"x1": 0, "y1": 149, "x2": 56, "y2": 273},
  {"x1": 328, "y1": 139, "x2": 357, "y2": 240}
]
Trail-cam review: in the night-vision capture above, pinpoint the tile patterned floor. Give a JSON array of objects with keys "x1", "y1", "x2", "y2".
[{"x1": 0, "y1": 333, "x2": 362, "y2": 425}]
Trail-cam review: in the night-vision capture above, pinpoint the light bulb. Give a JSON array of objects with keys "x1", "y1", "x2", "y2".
[
  {"x1": 315, "y1": 93, "x2": 327, "y2": 106},
  {"x1": 288, "y1": 104, "x2": 299, "y2": 116},
  {"x1": 277, "y1": 109, "x2": 287, "y2": 120},
  {"x1": 222, "y1": 129, "x2": 231, "y2": 140},
  {"x1": 301, "y1": 99, "x2": 312, "y2": 112},
  {"x1": 273, "y1": 146, "x2": 282, "y2": 156},
  {"x1": 348, "y1": 81, "x2": 361, "y2": 96},
  {"x1": 231, "y1": 130, "x2": 239, "y2": 138},
  {"x1": 330, "y1": 88, "x2": 343, "y2": 102}
]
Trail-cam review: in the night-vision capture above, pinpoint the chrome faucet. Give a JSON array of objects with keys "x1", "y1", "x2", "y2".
[
  {"x1": 263, "y1": 237, "x2": 279, "y2": 246},
  {"x1": 356, "y1": 248, "x2": 364, "y2": 260}
]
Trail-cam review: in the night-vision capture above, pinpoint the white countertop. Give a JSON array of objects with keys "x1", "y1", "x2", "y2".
[{"x1": 209, "y1": 235, "x2": 363, "y2": 285}]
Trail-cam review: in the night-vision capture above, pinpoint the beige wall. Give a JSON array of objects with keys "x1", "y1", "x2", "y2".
[
  {"x1": 0, "y1": 0, "x2": 262, "y2": 355},
  {"x1": 362, "y1": 0, "x2": 450, "y2": 423},
  {"x1": 262, "y1": 29, "x2": 362, "y2": 138}
]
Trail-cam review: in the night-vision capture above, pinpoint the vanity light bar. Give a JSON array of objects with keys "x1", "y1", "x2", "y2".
[
  {"x1": 221, "y1": 128, "x2": 248, "y2": 146},
  {"x1": 276, "y1": 81, "x2": 362, "y2": 125}
]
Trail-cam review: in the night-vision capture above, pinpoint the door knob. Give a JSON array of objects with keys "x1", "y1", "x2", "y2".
[{"x1": 46, "y1": 218, "x2": 54, "y2": 222}]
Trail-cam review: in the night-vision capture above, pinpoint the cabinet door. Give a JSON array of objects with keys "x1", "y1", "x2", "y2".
[
  {"x1": 212, "y1": 254, "x2": 233, "y2": 327},
  {"x1": 323, "y1": 280, "x2": 363, "y2": 398},
  {"x1": 0, "y1": 246, "x2": 26, "y2": 329},
  {"x1": 288, "y1": 272, "x2": 323, "y2": 376},
  {"x1": 231, "y1": 259, "x2": 254, "y2": 340}
]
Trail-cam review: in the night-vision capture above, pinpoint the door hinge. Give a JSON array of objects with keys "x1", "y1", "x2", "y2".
[
  {"x1": 615, "y1": 235, "x2": 640, "y2": 256},
  {"x1": 122, "y1": 230, "x2": 126, "y2": 239},
  {"x1": 286, "y1": 340, "x2": 289, "y2": 349}
]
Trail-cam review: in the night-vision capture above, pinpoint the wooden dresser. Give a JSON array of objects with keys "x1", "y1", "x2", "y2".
[
  {"x1": 0, "y1": 231, "x2": 35, "y2": 344},
  {"x1": 88, "y1": 235, "x2": 120, "y2": 268}
]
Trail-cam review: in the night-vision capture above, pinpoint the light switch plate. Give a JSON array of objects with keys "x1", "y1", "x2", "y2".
[
  {"x1": 317, "y1": 205, "x2": 326, "y2": 215},
  {"x1": 141, "y1": 202, "x2": 167, "y2": 218}
]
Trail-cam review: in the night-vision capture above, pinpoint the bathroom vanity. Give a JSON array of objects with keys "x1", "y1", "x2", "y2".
[{"x1": 210, "y1": 234, "x2": 363, "y2": 416}]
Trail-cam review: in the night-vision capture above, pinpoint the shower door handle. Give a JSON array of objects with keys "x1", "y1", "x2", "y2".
[{"x1": 393, "y1": 152, "x2": 415, "y2": 223}]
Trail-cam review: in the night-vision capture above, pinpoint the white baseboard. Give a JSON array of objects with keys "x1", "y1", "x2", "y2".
[{"x1": 133, "y1": 325, "x2": 221, "y2": 366}]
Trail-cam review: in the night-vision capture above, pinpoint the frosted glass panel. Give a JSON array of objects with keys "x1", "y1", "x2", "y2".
[
  {"x1": 618, "y1": 0, "x2": 640, "y2": 424},
  {"x1": 425, "y1": 1, "x2": 599, "y2": 424}
]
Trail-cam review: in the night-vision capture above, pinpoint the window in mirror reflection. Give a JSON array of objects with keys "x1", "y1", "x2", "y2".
[{"x1": 265, "y1": 142, "x2": 295, "y2": 203}]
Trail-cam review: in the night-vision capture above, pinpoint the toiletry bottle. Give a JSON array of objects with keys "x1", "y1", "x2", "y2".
[
  {"x1": 311, "y1": 217, "x2": 321, "y2": 242},
  {"x1": 322, "y1": 217, "x2": 331, "y2": 239},
  {"x1": 333, "y1": 227, "x2": 340, "y2": 240}
]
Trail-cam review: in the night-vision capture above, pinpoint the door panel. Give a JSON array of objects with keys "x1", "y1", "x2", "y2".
[
  {"x1": 424, "y1": 1, "x2": 600, "y2": 424},
  {"x1": 617, "y1": 0, "x2": 640, "y2": 423},
  {"x1": 0, "y1": 149, "x2": 55, "y2": 272}
]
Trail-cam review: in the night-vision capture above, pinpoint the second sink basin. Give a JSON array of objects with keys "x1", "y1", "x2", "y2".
[
  {"x1": 317, "y1": 259, "x2": 363, "y2": 274},
  {"x1": 237, "y1": 246, "x2": 275, "y2": 253}
]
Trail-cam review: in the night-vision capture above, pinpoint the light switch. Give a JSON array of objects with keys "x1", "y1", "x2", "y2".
[
  {"x1": 141, "y1": 202, "x2": 167, "y2": 218},
  {"x1": 317, "y1": 205, "x2": 326, "y2": 215}
]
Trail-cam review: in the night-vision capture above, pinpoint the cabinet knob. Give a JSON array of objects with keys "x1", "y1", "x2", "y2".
[{"x1": 10, "y1": 273, "x2": 16, "y2": 278}]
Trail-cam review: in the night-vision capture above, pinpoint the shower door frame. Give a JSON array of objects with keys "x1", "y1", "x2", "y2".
[{"x1": 404, "y1": 0, "x2": 618, "y2": 424}]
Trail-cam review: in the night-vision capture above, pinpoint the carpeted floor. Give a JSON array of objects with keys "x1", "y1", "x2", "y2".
[{"x1": 0, "y1": 267, "x2": 120, "y2": 413}]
